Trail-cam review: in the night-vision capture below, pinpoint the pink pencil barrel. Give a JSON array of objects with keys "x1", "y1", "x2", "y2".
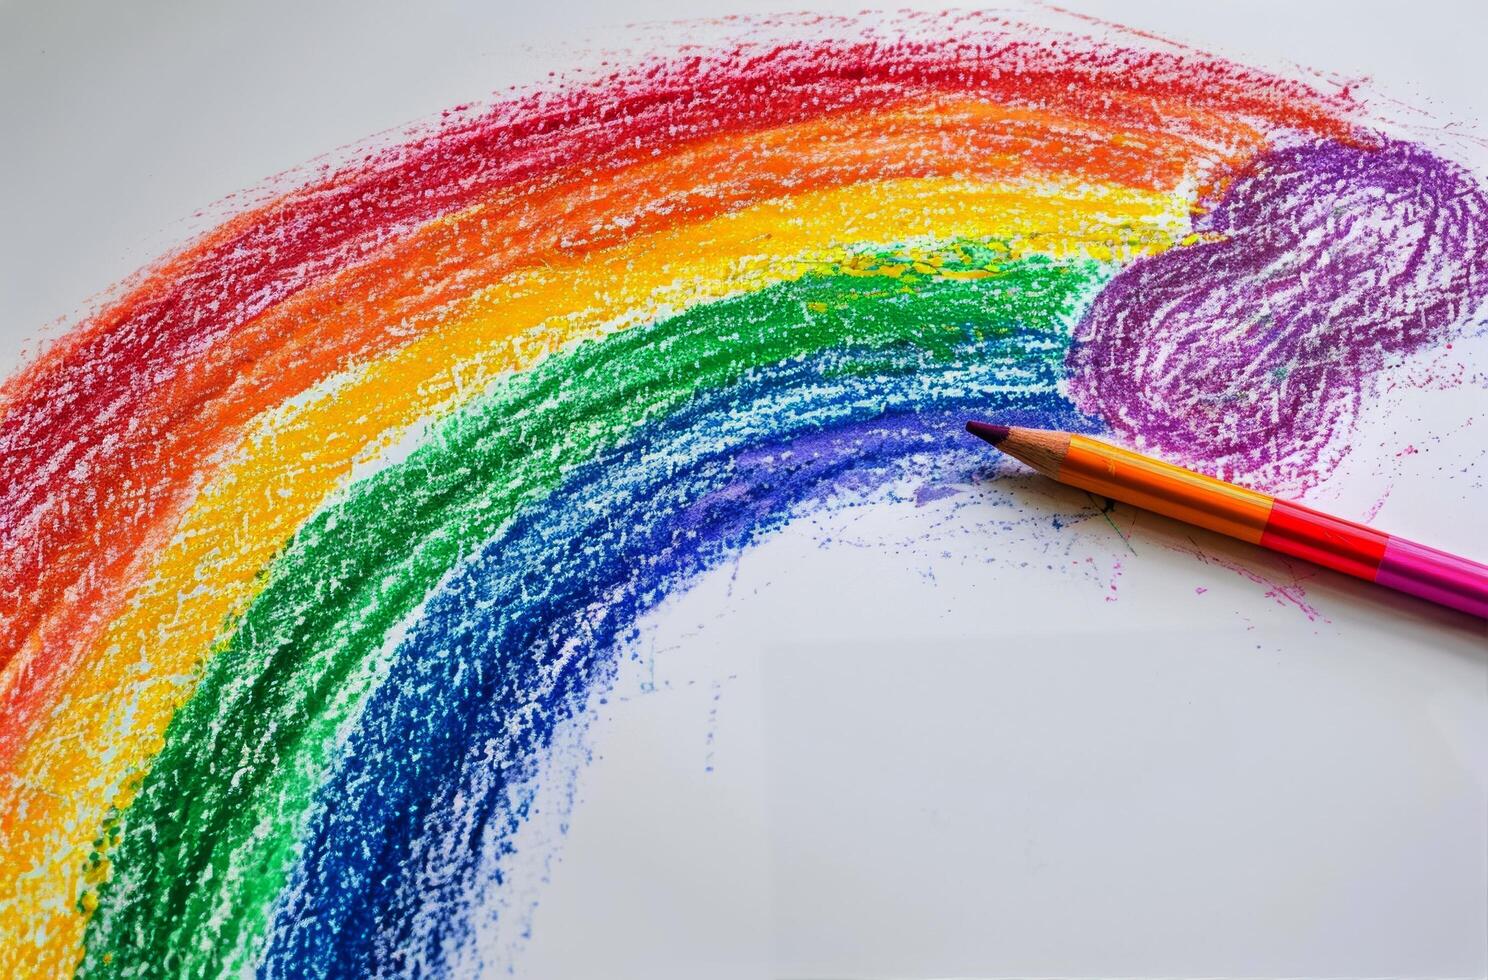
[{"x1": 1373, "y1": 536, "x2": 1488, "y2": 619}]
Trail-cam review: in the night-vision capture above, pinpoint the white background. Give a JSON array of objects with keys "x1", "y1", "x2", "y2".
[{"x1": 2, "y1": 2, "x2": 1485, "y2": 978}]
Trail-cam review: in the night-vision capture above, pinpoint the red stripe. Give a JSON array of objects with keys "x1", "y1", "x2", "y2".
[{"x1": 1259, "y1": 498, "x2": 1389, "y2": 581}]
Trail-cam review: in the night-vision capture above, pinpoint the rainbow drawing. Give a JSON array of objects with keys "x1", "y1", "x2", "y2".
[{"x1": 1, "y1": 12, "x2": 1485, "y2": 978}]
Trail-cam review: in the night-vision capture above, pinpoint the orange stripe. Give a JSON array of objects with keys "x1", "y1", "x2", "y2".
[{"x1": 1060, "y1": 435, "x2": 1275, "y2": 543}]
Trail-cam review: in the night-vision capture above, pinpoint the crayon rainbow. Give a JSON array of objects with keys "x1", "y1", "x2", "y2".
[{"x1": 1, "y1": 13, "x2": 1485, "y2": 978}]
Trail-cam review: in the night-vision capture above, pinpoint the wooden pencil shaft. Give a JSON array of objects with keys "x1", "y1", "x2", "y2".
[{"x1": 981, "y1": 424, "x2": 1488, "y2": 619}]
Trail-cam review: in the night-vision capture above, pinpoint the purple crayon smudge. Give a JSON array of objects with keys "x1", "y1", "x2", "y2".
[{"x1": 1067, "y1": 138, "x2": 1488, "y2": 493}]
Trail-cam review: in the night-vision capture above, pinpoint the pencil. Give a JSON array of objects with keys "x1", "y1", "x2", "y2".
[{"x1": 966, "y1": 421, "x2": 1488, "y2": 619}]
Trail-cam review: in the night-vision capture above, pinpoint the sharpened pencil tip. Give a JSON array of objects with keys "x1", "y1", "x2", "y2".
[{"x1": 966, "y1": 420, "x2": 1011, "y2": 446}]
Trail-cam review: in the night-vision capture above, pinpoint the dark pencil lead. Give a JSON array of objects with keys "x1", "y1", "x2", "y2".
[{"x1": 965, "y1": 420, "x2": 1011, "y2": 446}]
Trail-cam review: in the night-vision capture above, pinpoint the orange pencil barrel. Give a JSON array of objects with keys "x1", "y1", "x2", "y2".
[{"x1": 1058, "y1": 434, "x2": 1275, "y2": 544}]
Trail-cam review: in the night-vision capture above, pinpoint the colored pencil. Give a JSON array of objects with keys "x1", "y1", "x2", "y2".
[{"x1": 967, "y1": 422, "x2": 1488, "y2": 618}]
